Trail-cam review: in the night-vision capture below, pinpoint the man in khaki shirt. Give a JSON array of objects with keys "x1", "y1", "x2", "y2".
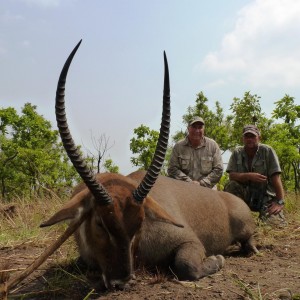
[
  {"x1": 168, "y1": 116, "x2": 223, "y2": 188},
  {"x1": 225, "y1": 124, "x2": 285, "y2": 225}
]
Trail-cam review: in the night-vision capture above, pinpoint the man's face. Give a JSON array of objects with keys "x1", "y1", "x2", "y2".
[
  {"x1": 243, "y1": 133, "x2": 260, "y2": 149},
  {"x1": 188, "y1": 122, "x2": 204, "y2": 143}
]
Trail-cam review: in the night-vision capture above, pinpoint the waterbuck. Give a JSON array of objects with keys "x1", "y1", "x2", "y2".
[{"x1": 26, "y1": 41, "x2": 258, "y2": 291}]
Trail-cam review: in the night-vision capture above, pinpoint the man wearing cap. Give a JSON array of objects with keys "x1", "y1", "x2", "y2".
[
  {"x1": 167, "y1": 116, "x2": 223, "y2": 188},
  {"x1": 225, "y1": 124, "x2": 285, "y2": 225}
]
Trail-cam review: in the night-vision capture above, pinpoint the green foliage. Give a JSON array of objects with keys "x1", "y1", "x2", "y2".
[
  {"x1": 130, "y1": 125, "x2": 160, "y2": 170},
  {"x1": 129, "y1": 124, "x2": 171, "y2": 174},
  {"x1": 272, "y1": 94, "x2": 300, "y2": 125},
  {"x1": 217, "y1": 172, "x2": 229, "y2": 191},
  {"x1": 2, "y1": 89, "x2": 300, "y2": 198},
  {"x1": 0, "y1": 103, "x2": 79, "y2": 200},
  {"x1": 176, "y1": 91, "x2": 232, "y2": 152},
  {"x1": 270, "y1": 95, "x2": 300, "y2": 191},
  {"x1": 103, "y1": 158, "x2": 119, "y2": 173},
  {"x1": 229, "y1": 91, "x2": 272, "y2": 146},
  {"x1": 172, "y1": 130, "x2": 185, "y2": 143},
  {"x1": 230, "y1": 91, "x2": 262, "y2": 129},
  {"x1": 266, "y1": 123, "x2": 299, "y2": 190}
]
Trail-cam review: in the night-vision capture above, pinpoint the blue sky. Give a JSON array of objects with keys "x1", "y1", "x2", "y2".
[{"x1": 1, "y1": 0, "x2": 300, "y2": 174}]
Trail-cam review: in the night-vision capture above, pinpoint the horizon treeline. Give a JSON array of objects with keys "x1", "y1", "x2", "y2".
[{"x1": 1, "y1": 91, "x2": 299, "y2": 201}]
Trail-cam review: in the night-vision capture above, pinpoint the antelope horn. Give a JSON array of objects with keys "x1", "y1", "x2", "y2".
[
  {"x1": 56, "y1": 40, "x2": 112, "y2": 205},
  {"x1": 133, "y1": 51, "x2": 170, "y2": 202}
]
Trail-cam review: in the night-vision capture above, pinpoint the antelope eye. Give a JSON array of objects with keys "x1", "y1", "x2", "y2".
[
  {"x1": 96, "y1": 221, "x2": 103, "y2": 228},
  {"x1": 95, "y1": 217, "x2": 103, "y2": 228}
]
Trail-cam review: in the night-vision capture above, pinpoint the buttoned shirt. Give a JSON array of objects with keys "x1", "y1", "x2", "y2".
[
  {"x1": 226, "y1": 144, "x2": 281, "y2": 197},
  {"x1": 167, "y1": 136, "x2": 223, "y2": 188}
]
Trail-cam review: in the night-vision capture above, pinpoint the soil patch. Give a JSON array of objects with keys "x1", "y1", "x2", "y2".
[{"x1": 1, "y1": 215, "x2": 300, "y2": 299}]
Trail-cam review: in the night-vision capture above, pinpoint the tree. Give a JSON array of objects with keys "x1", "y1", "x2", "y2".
[
  {"x1": 270, "y1": 95, "x2": 300, "y2": 191},
  {"x1": 0, "y1": 136, "x2": 18, "y2": 199},
  {"x1": 229, "y1": 91, "x2": 272, "y2": 146},
  {"x1": 103, "y1": 158, "x2": 119, "y2": 173},
  {"x1": 0, "y1": 107, "x2": 19, "y2": 198},
  {"x1": 174, "y1": 91, "x2": 232, "y2": 152},
  {"x1": 83, "y1": 131, "x2": 115, "y2": 174},
  {"x1": 0, "y1": 103, "x2": 79, "y2": 200},
  {"x1": 266, "y1": 123, "x2": 299, "y2": 191},
  {"x1": 272, "y1": 95, "x2": 300, "y2": 125},
  {"x1": 130, "y1": 125, "x2": 160, "y2": 170}
]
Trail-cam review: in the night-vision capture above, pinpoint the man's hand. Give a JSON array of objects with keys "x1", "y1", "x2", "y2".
[
  {"x1": 267, "y1": 202, "x2": 284, "y2": 215},
  {"x1": 248, "y1": 173, "x2": 267, "y2": 183}
]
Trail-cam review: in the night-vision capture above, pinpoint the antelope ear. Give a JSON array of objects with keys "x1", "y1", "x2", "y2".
[
  {"x1": 144, "y1": 196, "x2": 184, "y2": 228},
  {"x1": 40, "y1": 189, "x2": 91, "y2": 227}
]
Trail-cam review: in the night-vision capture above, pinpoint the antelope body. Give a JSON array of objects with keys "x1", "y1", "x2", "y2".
[
  {"x1": 42, "y1": 170, "x2": 257, "y2": 289},
  {"x1": 129, "y1": 171, "x2": 257, "y2": 278},
  {"x1": 40, "y1": 40, "x2": 257, "y2": 290}
]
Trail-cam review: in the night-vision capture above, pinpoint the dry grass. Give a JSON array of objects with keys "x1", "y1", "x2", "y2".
[
  {"x1": 0, "y1": 195, "x2": 64, "y2": 247},
  {"x1": 0, "y1": 192, "x2": 300, "y2": 299},
  {"x1": 0, "y1": 196, "x2": 79, "y2": 252},
  {"x1": 253, "y1": 193, "x2": 300, "y2": 245},
  {"x1": 0, "y1": 195, "x2": 81, "y2": 298}
]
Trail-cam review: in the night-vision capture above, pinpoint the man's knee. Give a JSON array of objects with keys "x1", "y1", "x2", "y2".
[{"x1": 224, "y1": 181, "x2": 246, "y2": 200}]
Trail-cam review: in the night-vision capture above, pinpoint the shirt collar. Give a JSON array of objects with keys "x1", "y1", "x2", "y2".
[
  {"x1": 242, "y1": 143, "x2": 261, "y2": 157},
  {"x1": 184, "y1": 136, "x2": 206, "y2": 148}
]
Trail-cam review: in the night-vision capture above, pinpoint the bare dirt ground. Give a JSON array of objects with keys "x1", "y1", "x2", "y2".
[{"x1": 1, "y1": 212, "x2": 300, "y2": 300}]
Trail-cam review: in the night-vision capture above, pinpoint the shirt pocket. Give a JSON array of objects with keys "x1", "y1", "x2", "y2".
[
  {"x1": 252, "y1": 159, "x2": 265, "y2": 174},
  {"x1": 179, "y1": 155, "x2": 190, "y2": 171},
  {"x1": 236, "y1": 161, "x2": 244, "y2": 172},
  {"x1": 201, "y1": 156, "x2": 213, "y2": 174}
]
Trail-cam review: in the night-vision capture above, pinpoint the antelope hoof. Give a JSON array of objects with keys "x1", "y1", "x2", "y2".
[{"x1": 200, "y1": 255, "x2": 225, "y2": 277}]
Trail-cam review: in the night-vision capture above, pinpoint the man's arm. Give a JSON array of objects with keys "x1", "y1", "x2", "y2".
[
  {"x1": 271, "y1": 173, "x2": 284, "y2": 200},
  {"x1": 199, "y1": 166, "x2": 223, "y2": 188},
  {"x1": 229, "y1": 172, "x2": 267, "y2": 183},
  {"x1": 167, "y1": 146, "x2": 192, "y2": 182},
  {"x1": 267, "y1": 173, "x2": 285, "y2": 215},
  {"x1": 199, "y1": 146, "x2": 223, "y2": 188}
]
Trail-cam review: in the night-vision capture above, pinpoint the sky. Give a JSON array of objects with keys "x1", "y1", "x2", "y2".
[{"x1": 1, "y1": 0, "x2": 300, "y2": 174}]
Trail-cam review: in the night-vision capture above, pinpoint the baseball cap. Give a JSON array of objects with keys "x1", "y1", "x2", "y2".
[
  {"x1": 189, "y1": 116, "x2": 205, "y2": 126},
  {"x1": 243, "y1": 124, "x2": 260, "y2": 136}
]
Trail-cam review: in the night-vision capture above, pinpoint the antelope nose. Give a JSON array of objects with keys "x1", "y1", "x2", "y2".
[{"x1": 109, "y1": 274, "x2": 135, "y2": 290}]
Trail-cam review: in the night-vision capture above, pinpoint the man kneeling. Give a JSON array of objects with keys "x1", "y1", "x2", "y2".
[{"x1": 224, "y1": 124, "x2": 286, "y2": 226}]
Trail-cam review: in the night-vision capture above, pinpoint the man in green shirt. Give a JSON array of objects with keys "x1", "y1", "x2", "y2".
[
  {"x1": 225, "y1": 124, "x2": 285, "y2": 225},
  {"x1": 168, "y1": 116, "x2": 223, "y2": 188}
]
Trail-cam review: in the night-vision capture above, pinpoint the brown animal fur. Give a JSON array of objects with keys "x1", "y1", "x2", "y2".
[
  {"x1": 129, "y1": 170, "x2": 257, "y2": 280},
  {"x1": 42, "y1": 171, "x2": 257, "y2": 288}
]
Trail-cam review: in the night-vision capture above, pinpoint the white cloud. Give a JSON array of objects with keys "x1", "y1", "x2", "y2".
[
  {"x1": 201, "y1": 0, "x2": 300, "y2": 87},
  {"x1": 203, "y1": 79, "x2": 227, "y2": 89}
]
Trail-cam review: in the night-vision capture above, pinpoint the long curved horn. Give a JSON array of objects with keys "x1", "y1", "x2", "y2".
[
  {"x1": 55, "y1": 40, "x2": 112, "y2": 205},
  {"x1": 133, "y1": 51, "x2": 170, "y2": 202}
]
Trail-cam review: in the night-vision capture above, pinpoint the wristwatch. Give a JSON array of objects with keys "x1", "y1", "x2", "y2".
[{"x1": 276, "y1": 199, "x2": 285, "y2": 206}]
